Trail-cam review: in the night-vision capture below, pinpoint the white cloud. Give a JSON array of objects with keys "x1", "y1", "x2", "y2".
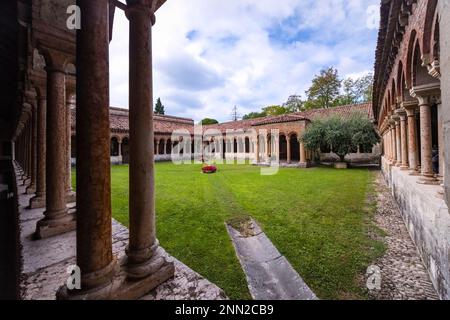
[{"x1": 109, "y1": 0, "x2": 379, "y2": 122}]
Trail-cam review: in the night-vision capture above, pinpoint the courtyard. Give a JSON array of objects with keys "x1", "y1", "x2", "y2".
[{"x1": 74, "y1": 163, "x2": 385, "y2": 300}]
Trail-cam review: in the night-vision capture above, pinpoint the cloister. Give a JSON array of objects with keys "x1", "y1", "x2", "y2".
[
  {"x1": 90, "y1": 103, "x2": 378, "y2": 167},
  {"x1": 0, "y1": 0, "x2": 449, "y2": 300},
  {"x1": 373, "y1": 0, "x2": 450, "y2": 299}
]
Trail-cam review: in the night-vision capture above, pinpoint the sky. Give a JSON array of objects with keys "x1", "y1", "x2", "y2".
[{"x1": 109, "y1": 0, "x2": 380, "y2": 123}]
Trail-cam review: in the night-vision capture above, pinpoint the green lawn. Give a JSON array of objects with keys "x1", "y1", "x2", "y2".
[{"x1": 72, "y1": 163, "x2": 384, "y2": 300}]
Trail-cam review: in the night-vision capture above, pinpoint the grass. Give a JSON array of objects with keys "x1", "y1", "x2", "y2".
[{"x1": 72, "y1": 163, "x2": 385, "y2": 300}]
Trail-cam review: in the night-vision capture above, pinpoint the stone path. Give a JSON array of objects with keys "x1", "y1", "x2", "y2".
[
  {"x1": 368, "y1": 172, "x2": 439, "y2": 300},
  {"x1": 226, "y1": 219, "x2": 317, "y2": 300}
]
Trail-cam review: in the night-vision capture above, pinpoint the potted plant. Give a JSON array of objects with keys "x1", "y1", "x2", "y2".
[{"x1": 202, "y1": 163, "x2": 217, "y2": 174}]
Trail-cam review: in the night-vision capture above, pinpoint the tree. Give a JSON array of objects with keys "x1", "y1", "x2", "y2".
[
  {"x1": 242, "y1": 111, "x2": 267, "y2": 120},
  {"x1": 283, "y1": 95, "x2": 304, "y2": 112},
  {"x1": 305, "y1": 67, "x2": 341, "y2": 109},
  {"x1": 302, "y1": 112, "x2": 379, "y2": 163},
  {"x1": 200, "y1": 118, "x2": 219, "y2": 125},
  {"x1": 155, "y1": 97, "x2": 165, "y2": 115},
  {"x1": 262, "y1": 105, "x2": 290, "y2": 116},
  {"x1": 336, "y1": 73, "x2": 374, "y2": 105}
]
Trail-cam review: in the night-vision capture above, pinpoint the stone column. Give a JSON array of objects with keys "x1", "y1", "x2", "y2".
[
  {"x1": 30, "y1": 90, "x2": 47, "y2": 208},
  {"x1": 394, "y1": 116, "x2": 401, "y2": 166},
  {"x1": 416, "y1": 94, "x2": 439, "y2": 185},
  {"x1": 255, "y1": 135, "x2": 260, "y2": 163},
  {"x1": 437, "y1": 101, "x2": 445, "y2": 197},
  {"x1": 26, "y1": 92, "x2": 38, "y2": 194},
  {"x1": 125, "y1": 0, "x2": 174, "y2": 282},
  {"x1": 57, "y1": 0, "x2": 115, "y2": 300},
  {"x1": 155, "y1": 140, "x2": 160, "y2": 155},
  {"x1": 390, "y1": 124, "x2": 397, "y2": 164},
  {"x1": 66, "y1": 93, "x2": 76, "y2": 203},
  {"x1": 163, "y1": 139, "x2": 167, "y2": 155},
  {"x1": 405, "y1": 104, "x2": 420, "y2": 174},
  {"x1": 35, "y1": 49, "x2": 76, "y2": 239},
  {"x1": 398, "y1": 110, "x2": 409, "y2": 170},
  {"x1": 287, "y1": 136, "x2": 291, "y2": 164},
  {"x1": 299, "y1": 141, "x2": 308, "y2": 167}
]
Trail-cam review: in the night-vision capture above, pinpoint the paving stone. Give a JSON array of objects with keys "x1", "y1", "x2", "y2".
[{"x1": 367, "y1": 172, "x2": 439, "y2": 300}]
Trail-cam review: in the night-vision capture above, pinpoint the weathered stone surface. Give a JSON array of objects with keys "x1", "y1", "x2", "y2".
[
  {"x1": 227, "y1": 220, "x2": 317, "y2": 300},
  {"x1": 19, "y1": 192, "x2": 227, "y2": 300}
]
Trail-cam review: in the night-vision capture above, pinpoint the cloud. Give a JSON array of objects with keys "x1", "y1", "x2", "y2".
[{"x1": 109, "y1": 0, "x2": 379, "y2": 122}]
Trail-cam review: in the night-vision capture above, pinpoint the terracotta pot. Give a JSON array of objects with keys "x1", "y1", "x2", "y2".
[{"x1": 334, "y1": 162, "x2": 348, "y2": 169}]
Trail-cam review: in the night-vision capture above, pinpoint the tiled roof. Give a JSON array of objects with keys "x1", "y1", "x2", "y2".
[
  {"x1": 252, "y1": 114, "x2": 308, "y2": 126},
  {"x1": 71, "y1": 107, "x2": 194, "y2": 135},
  {"x1": 71, "y1": 103, "x2": 373, "y2": 136},
  {"x1": 203, "y1": 103, "x2": 373, "y2": 133},
  {"x1": 294, "y1": 103, "x2": 374, "y2": 121}
]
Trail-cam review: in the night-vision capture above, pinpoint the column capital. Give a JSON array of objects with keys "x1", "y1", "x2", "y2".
[
  {"x1": 125, "y1": 0, "x2": 157, "y2": 25},
  {"x1": 41, "y1": 48, "x2": 70, "y2": 74},
  {"x1": 400, "y1": 100, "x2": 418, "y2": 111},
  {"x1": 394, "y1": 108, "x2": 407, "y2": 120},
  {"x1": 410, "y1": 83, "x2": 441, "y2": 106}
]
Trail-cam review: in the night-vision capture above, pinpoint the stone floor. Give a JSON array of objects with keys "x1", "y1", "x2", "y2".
[
  {"x1": 368, "y1": 171, "x2": 439, "y2": 300},
  {"x1": 15, "y1": 171, "x2": 227, "y2": 300}
]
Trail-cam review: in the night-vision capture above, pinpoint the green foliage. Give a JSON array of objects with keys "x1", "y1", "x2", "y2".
[
  {"x1": 200, "y1": 118, "x2": 219, "y2": 125},
  {"x1": 242, "y1": 111, "x2": 267, "y2": 120},
  {"x1": 262, "y1": 105, "x2": 291, "y2": 116},
  {"x1": 154, "y1": 97, "x2": 165, "y2": 115},
  {"x1": 302, "y1": 112, "x2": 379, "y2": 161},
  {"x1": 336, "y1": 74, "x2": 374, "y2": 105},
  {"x1": 305, "y1": 67, "x2": 342, "y2": 109},
  {"x1": 283, "y1": 95, "x2": 304, "y2": 112}
]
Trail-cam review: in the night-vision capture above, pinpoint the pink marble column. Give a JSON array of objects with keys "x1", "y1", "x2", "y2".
[
  {"x1": 416, "y1": 95, "x2": 439, "y2": 185},
  {"x1": 405, "y1": 106, "x2": 420, "y2": 175},
  {"x1": 66, "y1": 93, "x2": 76, "y2": 202},
  {"x1": 394, "y1": 117, "x2": 402, "y2": 166},
  {"x1": 299, "y1": 141, "x2": 308, "y2": 167},
  {"x1": 58, "y1": 0, "x2": 115, "y2": 299},
  {"x1": 125, "y1": 0, "x2": 174, "y2": 281},
  {"x1": 25, "y1": 92, "x2": 38, "y2": 194},
  {"x1": 390, "y1": 123, "x2": 396, "y2": 164},
  {"x1": 287, "y1": 136, "x2": 291, "y2": 164},
  {"x1": 29, "y1": 90, "x2": 47, "y2": 208},
  {"x1": 398, "y1": 111, "x2": 409, "y2": 170},
  {"x1": 35, "y1": 50, "x2": 76, "y2": 239}
]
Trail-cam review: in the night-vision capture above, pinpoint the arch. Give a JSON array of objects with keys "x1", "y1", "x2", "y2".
[
  {"x1": 412, "y1": 40, "x2": 436, "y2": 87},
  {"x1": 158, "y1": 138, "x2": 165, "y2": 154},
  {"x1": 110, "y1": 137, "x2": 119, "y2": 156},
  {"x1": 245, "y1": 137, "x2": 250, "y2": 153},
  {"x1": 121, "y1": 137, "x2": 129, "y2": 163},
  {"x1": 279, "y1": 135, "x2": 288, "y2": 161},
  {"x1": 405, "y1": 30, "x2": 418, "y2": 88},
  {"x1": 422, "y1": 0, "x2": 438, "y2": 57},
  {"x1": 166, "y1": 139, "x2": 172, "y2": 154},
  {"x1": 289, "y1": 134, "x2": 300, "y2": 161},
  {"x1": 431, "y1": 13, "x2": 440, "y2": 62}
]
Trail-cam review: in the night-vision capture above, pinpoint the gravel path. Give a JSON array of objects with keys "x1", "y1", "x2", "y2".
[{"x1": 368, "y1": 171, "x2": 439, "y2": 300}]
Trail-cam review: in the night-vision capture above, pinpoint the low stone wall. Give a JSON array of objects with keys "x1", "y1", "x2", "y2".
[
  {"x1": 381, "y1": 156, "x2": 450, "y2": 299},
  {"x1": 320, "y1": 152, "x2": 381, "y2": 164}
]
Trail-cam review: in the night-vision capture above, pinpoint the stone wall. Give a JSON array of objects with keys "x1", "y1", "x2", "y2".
[{"x1": 381, "y1": 157, "x2": 450, "y2": 299}]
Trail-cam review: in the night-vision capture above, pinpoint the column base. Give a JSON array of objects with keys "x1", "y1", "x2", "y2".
[
  {"x1": 408, "y1": 169, "x2": 421, "y2": 176},
  {"x1": 29, "y1": 195, "x2": 46, "y2": 209},
  {"x1": 34, "y1": 213, "x2": 76, "y2": 239},
  {"x1": 57, "y1": 248, "x2": 174, "y2": 300},
  {"x1": 66, "y1": 191, "x2": 76, "y2": 203},
  {"x1": 25, "y1": 184, "x2": 36, "y2": 195},
  {"x1": 400, "y1": 165, "x2": 409, "y2": 171},
  {"x1": 299, "y1": 162, "x2": 309, "y2": 168},
  {"x1": 417, "y1": 174, "x2": 440, "y2": 185}
]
